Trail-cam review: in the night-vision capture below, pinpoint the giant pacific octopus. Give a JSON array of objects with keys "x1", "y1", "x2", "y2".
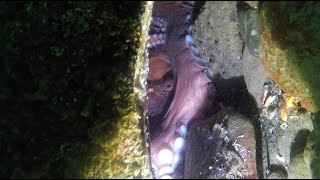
[{"x1": 146, "y1": 1, "x2": 215, "y2": 178}]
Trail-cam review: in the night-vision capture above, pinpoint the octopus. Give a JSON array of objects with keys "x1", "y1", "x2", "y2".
[{"x1": 146, "y1": 1, "x2": 215, "y2": 178}]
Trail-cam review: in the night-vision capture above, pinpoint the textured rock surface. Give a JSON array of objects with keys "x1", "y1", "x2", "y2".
[
  {"x1": 242, "y1": 45, "x2": 269, "y2": 108},
  {"x1": 238, "y1": 3, "x2": 260, "y2": 58},
  {"x1": 288, "y1": 153, "x2": 312, "y2": 179},
  {"x1": 266, "y1": 167, "x2": 288, "y2": 179},
  {"x1": 226, "y1": 112, "x2": 258, "y2": 179},
  {"x1": 238, "y1": 2, "x2": 270, "y2": 109},
  {"x1": 244, "y1": 1, "x2": 258, "y2": 9},
  {"x1": 304, "y1": 114, "x2": 320, "y2": 179},
  {"x1": 170, "y1": 1, "x2": 318, "y2": 179},
  {"x1": 260, "y1": 103, "x2": 314, "y2": 178},
  {"x1": 259, "y1": 1, "x2": 320, "y2": 113},
  {"x1": 193, "y1": 1, "x2": 243, "y2": 79},
  {"x1": 184, "y1": 108, "x2": 258, "y2": 179}
]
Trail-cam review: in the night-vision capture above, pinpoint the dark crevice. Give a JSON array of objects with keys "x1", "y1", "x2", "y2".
[
  {"x1": 201, "y1": 76, "x2": 264, "y2": 178},
  {"x1": 268, "y1": 164, "x2": 288, "y2": 178},
  {"x1": 290, "y1": 129, "x2": 310, "y2": 160},
  {"x1": 208, "y1": 76, "x2": 259, "y2": 118},
  {"x1": 192, "y1": 1, "x2": 206, "y2": 24}
]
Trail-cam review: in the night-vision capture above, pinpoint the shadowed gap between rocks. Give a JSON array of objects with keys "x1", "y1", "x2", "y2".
[{"x1": 184, "y1": 76, "x2": 264, "y2": 178}]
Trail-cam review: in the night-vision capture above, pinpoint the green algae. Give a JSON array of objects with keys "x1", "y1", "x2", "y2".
[
  {"x1": 259, "y1": 2, "x2": 320, "y2": 178},
  {"x1": 259, "y1": 1, "x2": 320, "y2": 113}
]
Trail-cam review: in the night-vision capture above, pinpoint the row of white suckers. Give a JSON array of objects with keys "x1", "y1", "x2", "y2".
[
  {"x1": 179, "y1": 3, "x2": 214, "y2": 83},
  {"x1": 153, "y1": 124, "x2": 188, "y2": 179},
  {"x1": 147, "y1": 16, "x2": 167, "y2": 48},
  {"x1": 181, "y1": 27, "x2": 214, "y2": 82},
  {"x1": 147, "y1": 33, "x2": 167, "y2": 47},
  {"x1": 146, "y1": 30, "x2": 213, "y2": 82},
  {"x1": 147, "y1": 12, "x2": 193, "y2": 48}
]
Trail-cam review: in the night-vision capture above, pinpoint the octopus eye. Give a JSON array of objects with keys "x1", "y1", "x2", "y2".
[{"x1": 165, "y1": 82, "x2": 173, "y2": 91}]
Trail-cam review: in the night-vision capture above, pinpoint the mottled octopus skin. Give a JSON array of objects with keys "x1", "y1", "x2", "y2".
[{"x1": 146, "y1": 1, "x2": 215, "y2": 178}]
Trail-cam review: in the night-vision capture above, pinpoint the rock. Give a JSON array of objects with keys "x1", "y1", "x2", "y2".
[
  {"x1": 193, "y1": 1, "x2": 243, "y2": 79},
  {"x1": 237, "y1": 3, "x2": 260, "y2": 58},
  {"x1": 226, "y1": 112, "x2": 258, "y2": 179},
  {"x1": 304, "y1": 113, "x2": 320, "y2": 178},
  {"x1": 244, "y1": 1, "x2": 258, "y2": 9},
  {"x1": 259, "y1": 1, "x2": 320, "y2": 113},
  {"x1": 183, "y1": 2, "x2": 320, "y2": 179},
  {"x1": 242, "y1": 45, "x2": 270, "y2": 108},
  {"x1": 237, "y1": 3, "x2": 270, "y2": 108},
  {"x1": 266, "y1": 167, "x2": 288, "y2": 179},
  {"x1": 260, "y1": 102, "x2": 314, "y2": 178},
  {"x1": 184, "y1": 107, "x2": 258, "y2": 178},
  {"x1": 288, "y1": 153, "x2": 312, "y2": 179}
]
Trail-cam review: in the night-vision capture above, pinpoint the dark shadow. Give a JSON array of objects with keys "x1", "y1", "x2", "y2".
[
  {"x1": 268, "y1": 164, "x2": 288, "y2": 179},
  {"x1": 290, "y1": 129, "x2": 310, "y2": 160},
  {"x1": 192, "y1": 1, "x2": 206, "y2": 23},
  {"x1": 308, "y1": 112, "x2": 320, "y2": 178},
  {"x1": 0, "y1": 1, "x2": 144, "y2": 178},
  {"x1": 209, "y1": 76, "x2": 259, "y2": 119}
]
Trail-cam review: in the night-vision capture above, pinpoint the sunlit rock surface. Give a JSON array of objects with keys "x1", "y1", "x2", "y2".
[{"x1": 83, "y1": 2, "x2": 154, "y2": 178}]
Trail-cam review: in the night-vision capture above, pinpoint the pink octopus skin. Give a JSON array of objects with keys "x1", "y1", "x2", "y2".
[{"x1": 146, "y1": 1, "x2": 215, "y2": 178}]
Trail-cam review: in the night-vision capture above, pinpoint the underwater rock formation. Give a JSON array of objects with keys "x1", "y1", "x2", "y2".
[
  {"x1": 259, "y1": 1, "x2": 320, "y2": 113},
  {"x1": 184, "y1": 108, "x2": 258, "y2": 179}
]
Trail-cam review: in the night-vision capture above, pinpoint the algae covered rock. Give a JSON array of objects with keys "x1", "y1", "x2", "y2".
[
  {"x1": 259, "y1": 1, "x2": 320, "y2": 113},
  {"x1": 304, "y1": 114, "x2": 320, "y2": 179}
]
